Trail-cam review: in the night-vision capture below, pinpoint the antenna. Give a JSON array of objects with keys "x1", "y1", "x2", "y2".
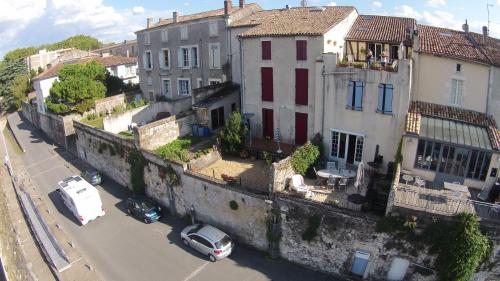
[{"x1": 487, "y1": 2, "x2": 494, "y2": 34}]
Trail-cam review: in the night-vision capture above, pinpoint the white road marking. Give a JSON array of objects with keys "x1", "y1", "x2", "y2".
[
  {"x1": 25, "y1": 154, "x2": 59, "y2": 168},
  {"x1": 30, "y1": 164, "x2": 65, "y2": 178},
  {"x1": 182, "y1": 261, "x2": 210, "y2": 281}
]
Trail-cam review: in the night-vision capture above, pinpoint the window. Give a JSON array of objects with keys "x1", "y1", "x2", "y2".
[
  {"x1": 231, "y1": 103, "x2": 236, "y2": 112},
  {"x1": 368, "y1": 43, "x2": 382, "y2": 60},
  {"x1": 415, "y1": 139, "x2": 492, "y2": 181},
  {"x1": 143, "y1": 51, "x2": 153, "y2": 69},
  {"x1": 209, "y1": 43, "x2": 221, "y2": 69},
  {"x1": 178, "y1": 46, "x2": 198, "y2": 68},
  {"x1": 159, "y1": 49, "x2": 170, "y2": 69},
  {"x1": 197, "y1": 78, "x2": 203, "y2": 88},
  {"x1": 377, "y1": 84, "x2": 393, "y2": 113},
  {"x1": 295, "y1": 112, "x2": 308, "y2": 145},
  {"x1": 180, "y1": 26, "x2": 188, "y2": 40},
  {"x1": 347, "y1": 81, "x2": 363, "y2": 110},
  {"x1": 261, "y1": 67, "x2": 273, "y2": 101},
  {"x1": 262, "y1": 108, "x2": 274, "y2": 139},
  {"x1": 295, "y1": 69, "x2": 308, "y2": 105},
  {"x1": 331, "y1": 131, "x2": 364, "y2": 164},
  {"x1": 456, "y1": 63, "x2": 462, "y2": 72},
  {"x1": 209, "y1": 21, "x2": 218, "y2": 37},
  {"x1": 178, "y1": 79, "x2": 191, "y2": 96},
  {"x1": 162, "y1": 79, "x2": 171, "y2": 97},
  {"x1": 209, "y1": 79, "x2": 222, "y2": 85},
  {"x1": 390, "y1": 45, "x2": 399, "y2": 60},
  {"x1": 161, "y1": 29, "x2": 168, "y2": 42},
  {"x1": 144, "y1": 33, "x2": 150, "y2": 45},
  {"x1": 450, "y1": 79, "x2": 464, "y2": 106},
  {"x1": 148, "y1": 91, "x2": 154, "y2": 101},
  {"x1": 296, "y1": 40, "x2": 307, "y2": 60},
  {"x1": 262, "y1": 41, "x2": 271, "y2": 60}
]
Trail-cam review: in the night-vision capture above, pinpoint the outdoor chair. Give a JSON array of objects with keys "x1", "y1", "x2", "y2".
[
  {"x1": 326, "y1": 161, "x2": 337, "y2": 171},
  {"x1": 313, "y1": 167, "x2": 325, "y2": 186},
  {"x1": 414, "y1": 176, "x2": 426, "y2": 188},
  {"x1": 338, "y1": 177, "x2": 348, "y2": 192},
  {"x1": 290, "y1": 175, "x2": 312, "y2": 198},
  {"x1": 327, "y1": 176, "x2": 337, "y2": 190}
]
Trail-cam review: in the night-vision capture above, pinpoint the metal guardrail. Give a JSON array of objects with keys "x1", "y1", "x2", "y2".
[{"x1": 280, "y1": 190, "x2": 363, "y2": 212}]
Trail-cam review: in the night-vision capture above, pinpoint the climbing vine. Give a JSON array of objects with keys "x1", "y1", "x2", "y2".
[
  {"x1": 128, "y1": 150, "x2": 146, "y2": 195},
  {"x1": 302, "y1": 214, "x2": 322, "y2": 242},
  {"x1": 159, "y1": 164, "x2": 180, "y2": 186}
]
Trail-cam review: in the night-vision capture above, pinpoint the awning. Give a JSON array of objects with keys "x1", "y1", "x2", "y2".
[{"x1": 419, "y1": 116, "x2": 492, "y2": 150}]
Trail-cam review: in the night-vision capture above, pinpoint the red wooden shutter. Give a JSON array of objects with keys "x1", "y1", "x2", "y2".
[
  {"x1": 295, "y1": 68, "x2": 308, "y2": 105},
  {"x1": 262, "y1": 108, "x2": 274, "y2": 139},
  {"x1": 296, "y1": 40, "x2": 307, "y2": 60},
  {"x1": 261, "y1": 67, "x2": 274, "y2": 102},
  {"x1": 295, "y1": 112, "x2": 308, "y2": 145},
  {"x1": 262, "y1": 41, "x2": 271, "y2": 60}
]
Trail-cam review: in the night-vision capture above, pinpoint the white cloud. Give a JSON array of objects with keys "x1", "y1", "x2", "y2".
[
  {"x1": 0, "y1": 0, "x2": 172, "y2": 58},
  {"x1": 394, "y1": 5, "x2": 423, "y2": 20},
  {"x1": 132, "y1": 6, "x2": 144, "y2": 15},
  {"x1": 372, "y1": 1, "x2": 382, "y2": 9},
  {"x1": 327, "y1": 2, "x2": 337, "y2": 6},
  {"x1": 497, "y1": 0, "x2": 500, "y2": 5},
  {"x1": 426, "y1": 0, "x2": 446, "y2": 7}
]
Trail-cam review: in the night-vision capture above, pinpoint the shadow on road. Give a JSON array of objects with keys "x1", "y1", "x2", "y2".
[{"x1": 47, "y1": 190, "x2": 82, "y2": 226}]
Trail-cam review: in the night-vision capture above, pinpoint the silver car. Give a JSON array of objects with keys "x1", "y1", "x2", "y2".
[{"x1": 180, "y1": 224, "x2": 234, "y2": 262}]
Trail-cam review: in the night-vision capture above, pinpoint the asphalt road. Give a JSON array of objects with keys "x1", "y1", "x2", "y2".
[{"x1": 7, "y1": 114, "x2": 336, "y2": 281}]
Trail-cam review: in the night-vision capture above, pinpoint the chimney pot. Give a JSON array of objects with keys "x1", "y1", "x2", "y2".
[
  {"x1": 224, "y1": 0, "x2": 233, "y2": 15},
  {"x1": 173, "y1": 11, "x2": 178, "y2": 23},
  {"x1": 286, "y1": 5, "x2": 290, "y2": 9},
  {"x1": 462, "y1": 19, "x2": 469, "y2": 33},
  {"x1": 146, "y1": 18, "x2": 153, "y2": 28},
  {"x1": 239, "y1": 0, "x2": 244, "y2": 8}
]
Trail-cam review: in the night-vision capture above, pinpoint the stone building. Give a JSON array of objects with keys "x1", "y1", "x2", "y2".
[{"x1": 94, "y1": 40, "x2": 138, "y2": 58}]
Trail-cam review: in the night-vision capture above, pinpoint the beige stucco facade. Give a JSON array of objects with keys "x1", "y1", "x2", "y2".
[
  {"x1": 412, "y1": 53, "x2": 490, "y2": 113},
  {"x1": 487, "y1": 66, "x2": 500, "y2": 124},
  {"x1": 314, "y1": 54, "x2": 412, "y2": 169}
]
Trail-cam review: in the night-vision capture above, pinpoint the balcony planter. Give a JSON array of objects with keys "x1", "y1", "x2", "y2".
[
  {"x1": 353, "y1": 62, "x2": 364, "y2": 69},
  {"x1": 370, "y1": 62, "x2": 382, "y2": 70},
  {"x1": 337, "y1": 62, "x2": 349, "y2": 67},
  {"x1": 385, "y1": 66, "x2": 396, "y2": 72}
]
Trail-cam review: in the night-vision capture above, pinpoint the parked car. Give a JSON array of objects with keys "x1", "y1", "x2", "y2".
[
  {"x1": 57, "y1": 175, "x2": 105, "y2": 225},
  {"x1": 126, "y1": 196, "x2": 163, "y2": 223},
  {"x1": 180, "y1": 224, "x2": 234, "y2": 262},
  {"x1": 81, "y1": 169, "x2": 102, "y2": 186}
]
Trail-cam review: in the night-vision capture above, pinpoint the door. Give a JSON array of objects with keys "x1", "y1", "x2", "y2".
[
  {"x1": 295, "y1": 112, "x2": 308, "y2": 145},
  {"x1": 262, "y1": 108, "x2": 273, "y2": 139},
  {"x1": 188, "y1": 234, "x2": 205, "y2": 253},
  {"x1": 347, "y1": 135, "x2": 357, "y2": 164},
  {"x1": 435, "y1": 145, "x2": 466, "y2": 187},
  {"x1": 211, "y1": 107, "x2": 225, "y2": 129},
  {"x1": 218, "y1": 107, "x2": 225, "y2": 127}
]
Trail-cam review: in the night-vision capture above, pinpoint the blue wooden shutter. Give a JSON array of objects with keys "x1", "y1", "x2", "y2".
[
  {"x1": 378, "y1": 84, "x2": 384, "y2": 112},
  {"x1": 385, "y1": 85, "x2": 393, "y2": 112},
  {"x1": 355, "y1": 82, "x2": 363, "y2": 110}
]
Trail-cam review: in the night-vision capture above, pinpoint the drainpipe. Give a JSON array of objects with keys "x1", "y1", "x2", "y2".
[
  {"x1": 486, "y1": 66, "x2": 493, "y2": 115},
  {"x1": 321, "y1": 65, "x2": 326, "y2": 139},
  {"x1": 239, "y1": 36, "x2": 245, "y2": 112}
]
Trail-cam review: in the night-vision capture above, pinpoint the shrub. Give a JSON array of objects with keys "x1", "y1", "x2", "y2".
[
  {"x1": 291, "y1": 142, "x2": 320, "y2": 176},
  {"x1": 219, "y1": 111, "x2": 247, "y2": 155},
  {"x1": 229, "y1": 200, "x2": 238, "y2": 210},
  {"x1": 261, "y1": 151, "x2": 273, "y2": 166},
  {"x1": 74, "y1": 99, "x2": 95, "y2": 114},
  {"x1": 302, "y1": 215, "x2": 322, "y2": 242},
  {"x1": 154, "y1": 136, "x2": 201, "y2": 162}
]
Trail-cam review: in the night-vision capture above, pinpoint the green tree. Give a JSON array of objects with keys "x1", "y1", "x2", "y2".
[
  {"x1": 8, "y1": 74, "x2": 32, "y2": 110},
  {"x1": 291, "y1": 142, "x2": 320, "y2": 176},
  {"x1": 47, "y1": 61, "x2": 106, "y2": 114},
  {"x1": 3, "y1": 47, "x2": 38, "y2": 62},
  {"x1": 47, "y1": 35, "x2": 101, "y2": 51},
  {"x1": 219, "y1": 111, "x2": 248, "y2": 155},
  {"x1": 435, "y1": 213, "x2": 491, "y2": 281},
  {"x1": 0, "y1": 59, "x2": 29, "y2": 111},
  {"x1": 105, "y1": 73, "x2": 126, "y2": 95}
]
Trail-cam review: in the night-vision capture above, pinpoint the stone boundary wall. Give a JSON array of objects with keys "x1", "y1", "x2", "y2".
[
  {"x1": 21, "y1": 102, "x2": 39, "y2": 127},
  {"x1": 187, "y1": 149, "x2": 221, "y2": 171},
  {"x1": 136, "y1": 112, "x2": 195, "y2": 150},
  {"x1": 94, "y1": 94, "x2": 126, "y2": 115},
  {"x1": 102, "y1": 105, "x2": 148, "y2": 134},
  {"x1": 271, "y1": 156, "x2": 295, "y2": 193},
  {"x1": 38, "y1": 111, "x2": 81, "y2": 148}
]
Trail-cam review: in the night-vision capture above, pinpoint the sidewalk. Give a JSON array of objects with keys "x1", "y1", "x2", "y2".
[{"x1": 1, "y1": 117, "x2": 101, "y2": 281}]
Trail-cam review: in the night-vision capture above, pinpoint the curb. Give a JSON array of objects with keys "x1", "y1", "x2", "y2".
[
  {"x1": 0, "y1": 253, "x2": 8, "y2": 281},
  {"x1": 6, "y1": 115, "x2": 26, "y2": 153}
]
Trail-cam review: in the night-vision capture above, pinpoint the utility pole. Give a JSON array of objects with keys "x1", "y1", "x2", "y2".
[{"x1": 487, "y1": 2, "x2": 494, "y2": 34}]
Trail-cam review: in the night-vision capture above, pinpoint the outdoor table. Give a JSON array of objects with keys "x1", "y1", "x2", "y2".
[
  {"x1": 401, "y1": 174, "x2": 414, "y2": 184},
  {"x1": 317, "y1": 169, "x2": 356, "y2": 179},
  {"x1": 444, "y1": 182, "x2": 470, "y2": 198}
]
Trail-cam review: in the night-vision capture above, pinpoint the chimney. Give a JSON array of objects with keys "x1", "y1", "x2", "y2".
[
  {"x1": 239, "y1": 0, "x2": 244, "y2": 8},
  {"x1": 462, "y1": 19, "x2": 469, "y2": 33},
  {"x1": 173, "y1": 11, "x2": 179, "y2": 23},
  {"x1": 146, "y1": 18, "x2": 153, "y2": 28},
  {"x1": 286, "y1": 5, "x2": 290, "y2": 9},
  {"x1": 224, "y1": 0, "x2": 233, "y2": 15},
  {"x1": 482, "y1": 26, "x2": 488, "y2": 45}
]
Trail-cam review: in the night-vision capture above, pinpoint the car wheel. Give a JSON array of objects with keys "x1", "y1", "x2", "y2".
[
  {"x1": 127, "y1": 208, "x2": 131, "y2": 214},
  {"x1": 182, "y1": 239, "x2": 189, "y2": 246},
  {"x1": 143, "y1": 218, "x2": 149, "y2": 224},
  {"x1": 208, "y1": 254, "x2": 216, "y2": 262}
]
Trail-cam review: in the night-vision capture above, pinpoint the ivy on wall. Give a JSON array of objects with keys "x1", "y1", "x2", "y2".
[
  {"x1": 128, "y1": 150, "x2": 146, "y2": 195},
  {"x1": 159, "y1": 164, "x2": 180, "y2": 186}
]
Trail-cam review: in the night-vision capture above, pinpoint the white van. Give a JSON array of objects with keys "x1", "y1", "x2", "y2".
[{"x1": 57, "y1": 175, "x2": 105, "y2": 225}]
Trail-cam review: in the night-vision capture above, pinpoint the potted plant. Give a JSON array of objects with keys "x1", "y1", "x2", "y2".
[
  {"x1": 370, "y1": 62, "x2": 382, "y2": 70},
  {"x1": 353, "y1": 62, "x2": 364, "y2": 69},
  {"x1": 338, "y1": 57, "x2": 349, "y2": 67}
]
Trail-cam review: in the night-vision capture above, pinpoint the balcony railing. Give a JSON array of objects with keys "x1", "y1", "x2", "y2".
[{"x1": 337, "y1": 61, "x2": 398, "y2": 72}]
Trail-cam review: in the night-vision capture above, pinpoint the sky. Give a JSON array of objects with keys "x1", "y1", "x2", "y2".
[{"x1": 0, "y1": 0, "x2": 499, "y2": 59}]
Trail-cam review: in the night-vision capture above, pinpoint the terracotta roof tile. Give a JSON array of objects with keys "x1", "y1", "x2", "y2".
[
  {"x1": 231, "y1": 6, "x2": 356, "y2": 37},
  {"x1": 406, "y1": 101, "x2": 500, "y2": 150},
  {"x1": 417, "y1": 24, "x2": 491, "y2": 65},
  {"x1": 470, "y1": 33, "x2": 500, "y2": 67},
  {"x1": 33, "y1": 56, "x2": 137, "y2": 81},
  {"x1": 345, "y1": 15, "x2": 416, "y2": 45}
]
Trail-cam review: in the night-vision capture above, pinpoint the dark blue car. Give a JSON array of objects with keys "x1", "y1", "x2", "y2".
[{"x1": 126, "y1": 196, "x2": 163, "y2": 223}]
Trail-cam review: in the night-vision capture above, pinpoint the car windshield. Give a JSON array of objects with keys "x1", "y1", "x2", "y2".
[
  {"x1": 187, "y1": 224, "x2": 204, "y2": 235},
  {"x1": 214, "y1": 235, "x2": 232, "y2": 249},
  {"x1": 139, "y1": 200, "x2": 155, "y2": 210}
]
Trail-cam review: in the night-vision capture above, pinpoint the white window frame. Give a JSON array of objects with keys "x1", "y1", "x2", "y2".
[
  {"x1": 450, "y1": 78, "x2": 464, "y2": 106},
  {"x1": 197, "y1": 78, "x2": 203, "y2": 88},
  {"x1": 178, "y1": 78, "x2": 191, "y2": 96},
  {"x1": 159, "y1": 48, "x2": 170, "y2": 69},
  {"x1": 178, "y1": 45, "x2": 199, "y2": 69},
  {"x1": 143, "y1": 51, "x2": 153, "y2": 70},
  {"x1": 144, "y1": 33, "x2": 151, "y2": 45},
  {"x1": 208, "y1": 43, "x2": 221, "y2": 69},
  {"x1": 161, "y1": 78, "x2": 171, "y2": 97},
  {"x1": 208, "y1": 78, "x2": 222, "y2": 85},
  {"x1": 209, "y1": 21, "x2": 218, "y2": 37},
  {"x1": 161, "y1": 29, "x2": 168, "y2": 42},
  {"x1": 180, "y1": 26, "x2": 188, "y2": 40},
  {"x1": 330, "y1": 129, "x2": 365, "y2": 164}
]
